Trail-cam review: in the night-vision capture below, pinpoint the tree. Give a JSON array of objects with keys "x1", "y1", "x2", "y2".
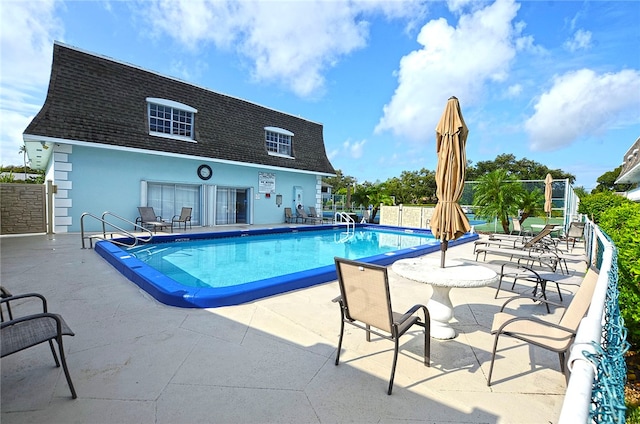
[
  {"x1": 351, "y1": 183, "x2": 394, "y2": 222},
  {"x1": 467, "y1": 153, "x2": 576, "y2": 184},
  {"x1": 472, "y1": 169, "x2": 525, "y2": 233},
  {"x1": 323, "y1": 169, "x2": 357, "y2": 194},
  {"x1": 518, "y1": 188, "x2": 544, "y2": 223},
  {"x1": 18, "y1": 145, "x2": 27, "y2": 180},
  {"x1": 592, "y1": 166, "x2": 634, "y2": 193},
  {"x1": 385, "y1": 168, "x2": 436, "y2": 205},
  {"x1": 573, "y1": 186, "x2": 588, "y2": 199}
]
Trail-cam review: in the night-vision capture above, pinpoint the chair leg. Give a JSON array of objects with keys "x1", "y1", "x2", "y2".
[
  {"x1": 555, "y1": 282, "x2": 563, "y2": 302},
  {"x1": 56, "y1": 336, "x2": 77, "y2": 399},
  {"x1": 335, "y1": 319, "x2": 345, "y2": 366},
  {"x1": 487, "y1": 333, "x2": 501, "y2": 386},
  {"x1": 387, "y1": 338, "x2": 400, "y2": 395},
  {"x1": 365, "y1": 324, "x2": 371, "y2": 342},
  {"x1": 494, "y1": 274, "x2": 505, "y2": 299},
  {"x1": 423, "y1": 322, "x2": 430, "y2": 366},
  {"x1": 48, "y1": 339, "x2": 61, "y2": 367}
]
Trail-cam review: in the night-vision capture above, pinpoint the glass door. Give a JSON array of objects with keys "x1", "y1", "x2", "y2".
[
  {"x1": 215, "y1": 187, "x2": 249, "y2": 225},
  {"x1": 147, "y1": 183, "x2": 200, "y2": 225}
]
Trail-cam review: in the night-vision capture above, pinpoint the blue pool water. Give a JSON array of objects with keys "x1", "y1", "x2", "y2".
[{"x1": 95, "y1": 224, "x2": 479, "y2": 308}]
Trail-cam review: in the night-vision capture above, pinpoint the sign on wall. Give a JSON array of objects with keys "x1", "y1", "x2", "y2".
[{"x1": 258, "y1": 172, "x2": 276, "y2": 193}]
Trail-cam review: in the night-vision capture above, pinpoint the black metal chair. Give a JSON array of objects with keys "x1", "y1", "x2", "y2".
[
  {"x1": 1, "y1": 290, "x2": 77, "y2": 399},
  {"x1": 332, "y1": 258, "x2": 430, "y2": 394}
]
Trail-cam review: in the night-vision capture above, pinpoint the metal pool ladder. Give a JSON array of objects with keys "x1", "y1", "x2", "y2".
[
  {"x1": 334, "y1": 212, "x2": 355, "y2": 243},
  {"x1": 80, "y1": 211, "x2": 153, "y2": 249}
]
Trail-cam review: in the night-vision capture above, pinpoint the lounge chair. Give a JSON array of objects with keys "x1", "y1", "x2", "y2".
[
  {"x1": 308, "y1": 206, "x2": 326, "y2": 223},
  {"x1": 171, "y1": 207, "x2": 192, "y2": 231},
  {"x1": 284, "y1": 207, "x2": 297, "y2": 223},
  {"x1": 297, "y1": 208, "x2": 323, "y2": 225},
  {"x1": 332, "y1": 257, "x2": 430, "y2": 395},
  {"x1": 487, "y1": 267, "x2": 599, "y2": 386},
  {"x1": 475, "y1": 225, "x2": 556, "y2": 253},
  {"x1": 561, "y1": 221, "x2": 586, "y2": 251},
  {"x1": 510, "y1": 218, "x2": 532, "y2": 236},
  {"x1": 1, "y1": 290, "x2": 77, "y2": 398},
  {"x1": 136, "y1": 207, "x2": 171, "y2": 233},
  {"x1": 361, "y1": 209, "x2": 371, "y2": 223}
]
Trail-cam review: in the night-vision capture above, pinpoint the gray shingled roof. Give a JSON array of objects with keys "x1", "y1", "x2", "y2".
[{"x1": 24, "y1": 42, "x2": 335, "y2": 175}]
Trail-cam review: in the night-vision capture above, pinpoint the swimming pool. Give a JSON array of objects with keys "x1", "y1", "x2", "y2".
[{"x1": 95, "y1": 224, "x2": 479, "y2": 308}]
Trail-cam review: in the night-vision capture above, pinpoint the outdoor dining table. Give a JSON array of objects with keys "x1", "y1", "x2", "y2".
[{"x1": 392, "y1": 257, "x2": 499, "y2": 339}]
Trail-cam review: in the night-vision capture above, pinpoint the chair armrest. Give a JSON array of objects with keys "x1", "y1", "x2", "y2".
[
  {"x1": 499, "y1": 294, "x2": 564, "y2": 312},
  {"x1": 492, "y1": 313, "x2": 576, "y2": 335},
  {"x1": 1, "y1": 312, "x2": 70, "y2": 332},
  {"x1": 172, "y1": 215, "x2": 179, "y2": 221},
  {"x1": 0, "y1": 293, "x2": 48, "y2": 314},
  {"x1": 396, "y1": 304, "x2": 429, "y2": 324}
]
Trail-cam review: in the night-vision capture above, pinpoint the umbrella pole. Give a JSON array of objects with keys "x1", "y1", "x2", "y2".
[{"x1": 440, "y1": 239, "x2": 448, "y2": 268}]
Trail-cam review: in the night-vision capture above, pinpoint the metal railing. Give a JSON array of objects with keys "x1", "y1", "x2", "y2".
[
  {"x1": 80, "y1": 211, "x2": 153, "y2": 249},
  {"x1": 558, "y1": 220, "x2": 629, "y2": 423}
]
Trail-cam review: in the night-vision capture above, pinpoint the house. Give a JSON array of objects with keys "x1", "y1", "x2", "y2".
[
  {"x1": 23, "y1": 42, "x2": 335, "y2": 232},
  {"x1": 616, "y1": 136, "x2": 640, "y2": 201}
]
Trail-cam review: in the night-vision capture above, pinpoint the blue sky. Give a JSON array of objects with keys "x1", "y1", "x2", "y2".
[{"x1": 1, "y1": 0, "x2": 639, "y2": 191}]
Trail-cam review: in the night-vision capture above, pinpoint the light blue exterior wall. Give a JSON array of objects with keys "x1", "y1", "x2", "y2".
[{"x1": 54, "y1": 143, "x2": 323, "y2": 232}]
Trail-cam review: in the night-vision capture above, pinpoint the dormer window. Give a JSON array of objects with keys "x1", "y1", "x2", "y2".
[
  {"x1": 147, "y1": 98, "x2": 197, "y2": 141},
  {"x1": 265, "y1": 127, "x2": 293, "y2": 158}
]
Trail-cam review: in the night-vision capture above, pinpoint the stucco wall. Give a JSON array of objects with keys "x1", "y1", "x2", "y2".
[
  {"x1": 53, "y1": 144, "x2": 323, "y2": 232},
  {"x1": 0, "y1": 183, "x2": 46, "y2": 234}
]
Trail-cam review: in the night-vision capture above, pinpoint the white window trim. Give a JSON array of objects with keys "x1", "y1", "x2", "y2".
[
  {"x1": 147, "y1": 97, "x2": 197, "y2": 142},
  {"x1": 264, "y1": 126, "x2": 294, "y2": 158},
  {"x1": 264, "y1": 126, "x2": 293, "y2": 136},
  {"x1": 147, "y1": 98, "x2": 197, "y2": 113}
]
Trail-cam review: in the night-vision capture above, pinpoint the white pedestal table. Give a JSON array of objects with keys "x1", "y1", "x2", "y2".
[{"x1": 392, "y1": 257, "x2": 499, "y2": 339}]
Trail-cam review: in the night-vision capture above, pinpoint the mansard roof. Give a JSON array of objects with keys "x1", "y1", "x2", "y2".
[{"x1": 24, "y1": 42, "x2": 335, "y2": 175}]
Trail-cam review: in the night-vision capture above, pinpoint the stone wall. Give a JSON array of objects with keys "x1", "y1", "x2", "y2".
[{"x1": 0, "y1": 184, "x2": 46, "y2": 234}]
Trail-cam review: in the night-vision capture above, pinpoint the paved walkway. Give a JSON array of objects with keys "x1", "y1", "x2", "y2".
[{"x1": 1, "y1": 227, "x2": 586, "y2": 423}]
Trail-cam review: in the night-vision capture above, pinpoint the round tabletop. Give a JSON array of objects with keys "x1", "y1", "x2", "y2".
[{"x1": 392, "y1": 257, "x2": 498, "y2": 288}]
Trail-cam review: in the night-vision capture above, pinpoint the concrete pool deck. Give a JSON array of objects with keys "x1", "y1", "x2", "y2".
[{"x1": 1, "y1": 225, "x2": 587, "y2": 423}]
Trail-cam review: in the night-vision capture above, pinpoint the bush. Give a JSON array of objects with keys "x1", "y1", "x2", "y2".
[
  {"x1": 599, "y1": 202, "x2": 640, "y2": 348},
  {"x1": 578, "y1": 192, "x2": 633, "y2": 223}
]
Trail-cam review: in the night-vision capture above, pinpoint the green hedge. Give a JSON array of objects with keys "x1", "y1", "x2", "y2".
[{"x1": 598, "y1": 202, "x2": 640, "y2": 348}]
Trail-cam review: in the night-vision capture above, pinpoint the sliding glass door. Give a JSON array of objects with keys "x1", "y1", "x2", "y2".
[
  {"x1": 147, "y1": 183, "x2": 200, "y2": 225},
  {"x1": 215, "y1": 187, "x2": 248, "y2": 225}
]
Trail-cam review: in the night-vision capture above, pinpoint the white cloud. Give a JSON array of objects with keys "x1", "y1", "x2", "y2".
[
  {"x1": 525, "y1": 68, "x2": 640, "y2": 151},
  {"x1": 374, "y1": 0, "x2": 528, "y2": 143},
  {"x1": 506, "y1": 83, "x2": 522, "y2": 97},
  {"x1": 343, "y1": 139, "x2": 367, "y2": 159},
  {"x1": 139, "y1": 0, "x2": 425, "y2": 98},
  {"x1": 0, "y1": 0, "x2": 63, "y2": 165},
  {"x1": 564, "y1": 29, "x2": 592, "y2": 52}
]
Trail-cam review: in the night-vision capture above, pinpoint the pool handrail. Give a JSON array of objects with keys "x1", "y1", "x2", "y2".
[{"x1": 80, "y1": 211, "x2": 153, "y2": 249}]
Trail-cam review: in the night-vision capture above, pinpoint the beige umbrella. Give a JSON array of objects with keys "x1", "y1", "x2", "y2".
[
  {"x1": 430, "y1": 96, "x2": 471, "y2": 267},
  {"x1": 544, "y1": 173, "x2": 553, "y2": 221}
]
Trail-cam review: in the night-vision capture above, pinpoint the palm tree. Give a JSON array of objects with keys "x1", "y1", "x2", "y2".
[
  {"x1": 18, "y1": 145, "x2": 27, "y2": 180},
  {"x1": 352, "y1": 184, "x2": 394, "y2": 223},
  {"x1": 472, "y1": 170, "x2": 525, "y2": 234},
  {"x1": 518, "y1": 188, "x2": 544, "y2": 224}
]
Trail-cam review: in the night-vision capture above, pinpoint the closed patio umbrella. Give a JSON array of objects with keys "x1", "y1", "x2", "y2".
[
  {"x1": 430, "y1": 96, "x2": 471, "y2": 267},
  {"x1": 544, "y1": 173, "x2": 553, "y2": 221}
]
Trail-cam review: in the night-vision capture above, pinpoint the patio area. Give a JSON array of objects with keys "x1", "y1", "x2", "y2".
[{"x1": 1, "y1": 226, "x2": 587, "y2": 423}]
